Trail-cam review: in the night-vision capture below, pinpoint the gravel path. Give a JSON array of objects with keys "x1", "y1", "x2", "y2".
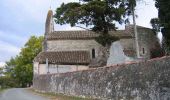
[{"x1": 0, "y1": 88, "x2": 49, "y2": 100}]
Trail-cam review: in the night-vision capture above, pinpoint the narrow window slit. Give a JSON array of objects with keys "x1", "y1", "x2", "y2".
[{"x1": 92, "y1": 49, "x2": 95, "y2": 58}]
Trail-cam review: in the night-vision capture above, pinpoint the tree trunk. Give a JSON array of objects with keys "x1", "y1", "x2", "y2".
[{"x1": 98, "y1": 44, "x2": 111, "y2": 66}]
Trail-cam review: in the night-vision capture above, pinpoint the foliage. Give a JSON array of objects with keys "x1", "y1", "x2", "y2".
[
  {"x1": 150, "y1": 18, "x2": 160, "y2": 34},
  {"x1": 54, "y1": 0, "x2": 137, "y2": 46},
  {"x1": 153, "y1": 0, "x2": 170, "y2": 55},
  {"x1": 0, "y1": 68, "x2": 3, "y2": 75},
  {"x1": 150, "y1": 41, "x2": 165, "y2": 58},
  {"x1": 95, "y1": 34, "x2": 119, "y2": 46},
  {"x1": 5, "y1": 57, "x2": 16, "y2": 77},
  {"x1": 5, "y1": 36, "x2": 43, "y2": 87},
  {"x1": 150, "y1": 18, "x2": 165, "y2": 57},
  {"x1": 0, "y1": 76, "x2": 19, "y2": 88}
]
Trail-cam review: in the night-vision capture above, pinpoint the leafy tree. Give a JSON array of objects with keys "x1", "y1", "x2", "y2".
[
  {"x1": 0, "y1": 76, "x2": 19, "y2": 88},
  {"x1": 153, "y1": 0, "x2": 170, "y2": 55},
  {"x1": 54, "y1": 0, "x2": 137, "y2": 47},
  {"x1": 150, "y1": 18, "x2": 160, "y2": 34},
  {"x1": 5, "y1": 57, "x2": 16, "y2": 77},
  {"x1": 0, "y1": 68, "x2": 3, "y2": 76},
  {"x1": 5, "y1": 36, "x2": 43, "y2": 87}
]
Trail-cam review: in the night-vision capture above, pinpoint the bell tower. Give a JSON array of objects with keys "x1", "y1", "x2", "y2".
[
  {"x1": 43, "y1": 10, "x2": 54, "y2": 51},
  {"x1": 45, "y1": 10, "x2": 54, "y2": 35}
]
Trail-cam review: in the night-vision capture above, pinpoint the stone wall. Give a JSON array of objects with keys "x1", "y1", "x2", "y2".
[
  {"x1": 120, "y1": 38, "x2": 134, "y2": 50},
  {"x1": 47, "y1": 40, "x2": 101, "y2": 59},
  {"x1": 137, "y1": 28, "x2": 159, "y2": 59},
  {"x1": 33, "y1": 56, "x2": 170, "y2": 100},
  {"x1": 47, "y1": 39, "x2": 136, "y2": 59}
]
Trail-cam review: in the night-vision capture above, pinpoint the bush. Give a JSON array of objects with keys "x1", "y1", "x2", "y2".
[{"x1": 0, "y1": 76, "x2": 19, "y2": 89}]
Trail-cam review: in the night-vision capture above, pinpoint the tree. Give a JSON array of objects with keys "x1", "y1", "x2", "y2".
[
  {"x1": 150, "y1": 18, "x2": 165, "y2": 57},
  {"x1": 54, "y1": 0, "x2": 137, "y2": 47},
  {"x1": 5, "y1": 57, "x2": 16, "y2": 77},
  {"x1": 150, "y1": 18, "x2": 160, "y2": 34},
  {"x1": 153, "y1": 0, "x2": 170, "y2": 55},
  {"x1": 0, "y1": 76, "x2": 19, "y2": 88},
  {"x1": 5, "y1": 36, "x2": 43, "y2": 87},
  {"x1": 0, "y1": 68, "x2": 3, "y2": 76}
]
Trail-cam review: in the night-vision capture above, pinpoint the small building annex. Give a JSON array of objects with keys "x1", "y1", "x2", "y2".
[{"x1": 33, "y1": 10, "x2": 160, "y2": 75}]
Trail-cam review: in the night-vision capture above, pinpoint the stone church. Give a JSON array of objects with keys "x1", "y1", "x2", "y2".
[{"x1": 33, "y1": 10, "x2": 160, "y2": 75}]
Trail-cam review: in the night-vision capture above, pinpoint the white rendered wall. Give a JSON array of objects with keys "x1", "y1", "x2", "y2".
[
  {"x1": 37, "y1": 64, "x2": 89, "y2": 74},
  {"x1": 38, "y1": 64, "x2": 46, "y2": 74},
  {"x1": 107, "y1": 41, "x2": 135, "y2": 66},
  {"x1": 34, "y1": 62, "x2": 47, "y2": 75},
  {"x1": 33, "y1": 62, "x2": 39, "y2": 75}
]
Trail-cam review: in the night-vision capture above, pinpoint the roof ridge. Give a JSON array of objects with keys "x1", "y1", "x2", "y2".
[
  {"x1": 53, "y1": 30, "x2": 92, "y2": 32},
  {"x1": 41, "y1": 51, "x2": 89, "y2": 53},
  {"x1": 127, "y1": 24, "x2": 152, "y2": 29},
  {"x1": 53, "y1": 30, "x2": 125, "y2": 32}
]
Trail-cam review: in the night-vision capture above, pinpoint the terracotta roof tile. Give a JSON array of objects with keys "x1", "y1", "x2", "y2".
[
  {"x1": 47, "y1": 31, "x2": 98, "y2": 40},
  {"x1": 34, "y1": 51, "x2": 90, "y2": 65},
  {"x1": 46, "y1": 25, "x2": 151, "y2": 40},
  {"x1": 47, "y1": 30, "x2": 133, "y2": 40}
]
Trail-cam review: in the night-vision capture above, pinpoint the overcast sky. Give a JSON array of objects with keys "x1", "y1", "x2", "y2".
[{"x1": 0, "y1": 0, "x2": 158, "y2": 67}]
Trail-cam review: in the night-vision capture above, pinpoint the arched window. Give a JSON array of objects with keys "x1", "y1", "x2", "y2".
[{"x1": 92, "y1": 49, "x2": 95, "y2": 58}]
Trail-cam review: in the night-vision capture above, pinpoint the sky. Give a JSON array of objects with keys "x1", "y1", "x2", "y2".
[{"x1": 0, "y1": 0, "x2": 158, "y2": 67}]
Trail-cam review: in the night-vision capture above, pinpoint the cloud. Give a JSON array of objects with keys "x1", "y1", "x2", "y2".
[
  {"x1": 54, "y1": 24, "x2": 82, "y2": 31},
  {"x1": 0, "y1": 0, "x2": 158, "y2": 63},
  {"x1": 1, "y1": 0, "x2": 78, "y2": 23},
  {"x1": 0, "y1": 30, "x2": 27, "y2": 46},
  {"x1": 0, "y1": 40, "x2": 20, "y2": 62},
  {"x1": 135, "y1": 0, "x2": 158, "y2": 28},
  {"x1": 0, "y1": 0, "x2": 79, "y2": 62}
]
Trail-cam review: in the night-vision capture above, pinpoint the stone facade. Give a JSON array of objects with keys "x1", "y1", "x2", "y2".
[
  {"x1": 137, "y1": 28, "x2": 157, "y2": 59},
  {"x1": 33, "y1": 56, "x2": 170, "y2": 100},
  {"x1": 33, "y1": 10, "x2": 161, "y2": 75},
  {"x1": 47, "y1": 40, "x2": 101, "y2": 59}
]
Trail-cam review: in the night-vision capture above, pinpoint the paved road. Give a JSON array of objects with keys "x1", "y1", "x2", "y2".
[{"x1": 0, "y1": 88, "x2": 49, "y2": 100}]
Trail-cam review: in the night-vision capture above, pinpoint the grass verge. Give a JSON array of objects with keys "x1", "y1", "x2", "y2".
[
  {"x1": 0, "y1": 88, "x2": 7, "y2": 93},
  {"x1": 0, "y1": 89, "x2": 3, "y2": 92},
  {"x1": 28, "y1": 88, "x2": 98, "y2": 100}
]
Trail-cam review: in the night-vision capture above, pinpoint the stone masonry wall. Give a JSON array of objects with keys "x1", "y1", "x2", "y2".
[
  {"x1": 47, "y1": 39, "x2": 135, "y2": 59},
  {"x1": 137, "y1": 28, "x2": 158, "y2": 59},
  {"x1": 33, "y1": 56, "x2": 170, "y2": 100},
  {"x1": 47, "y1": 40, "x2": 101, "y2": 59}
]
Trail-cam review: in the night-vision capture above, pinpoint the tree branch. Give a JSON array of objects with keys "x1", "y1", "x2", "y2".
[{"x1": 75, "y1": 26, "x2": 92, "y2": 31}]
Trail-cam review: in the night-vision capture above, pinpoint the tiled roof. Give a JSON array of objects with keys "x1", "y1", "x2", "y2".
[
  {"x1": 34, "y1": 51, "x2": 90, "y2": 65},
  {"x1": 46, "y1": 25, "x2": 151, "y2": 40},
  {"x1": 47, "y1": 31, "x2": 99, "y2": 40},
  {"x1": 47, "y1": 30, "x2": 133, "y2": 40},
  {"x1": 109, "y1": 30, "x2": 133, "y2": 38}
]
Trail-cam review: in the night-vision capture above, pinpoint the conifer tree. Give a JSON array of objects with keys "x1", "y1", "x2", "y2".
[
  {"x1": 152, "y1": 0, "x2": 170, "y2": 55},
  {"x1": 54, "y1": 0, "x2": 137, "y2": 46}
]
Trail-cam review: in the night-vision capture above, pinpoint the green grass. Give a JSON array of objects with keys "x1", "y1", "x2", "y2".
[
  {"x1": 28, "y1": 88, "x2": 98, "y2": 100},
  {"x1": 0, "y1": 88, "x2": 6, "y2": 93},
  {"x1": 0, "y1": 89, "x2": 3, "y2": 92}
]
